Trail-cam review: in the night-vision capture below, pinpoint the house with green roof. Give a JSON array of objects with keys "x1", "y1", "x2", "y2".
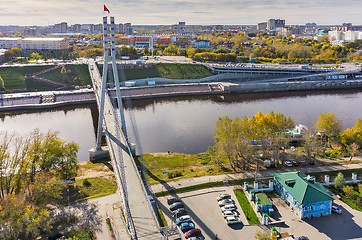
[{"x1": 273, "y1": 171, "x2": 334, "y2": 218}]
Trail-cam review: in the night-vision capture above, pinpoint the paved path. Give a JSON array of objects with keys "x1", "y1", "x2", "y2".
[
  {"x1": 151, "y1": 161, "x2": 362, "y2": 193},
  {"x1": 89, "y1": 59, "x2": 162, "y2": 239}
]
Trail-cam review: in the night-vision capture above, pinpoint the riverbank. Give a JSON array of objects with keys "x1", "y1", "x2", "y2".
[{"x1": 2, "y1": 77, "x2": 362, "y2": 112}]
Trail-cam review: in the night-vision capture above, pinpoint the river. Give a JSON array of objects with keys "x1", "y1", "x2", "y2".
[{"x1": 0, "y1": 90, "x2": 361, "y2": 161}]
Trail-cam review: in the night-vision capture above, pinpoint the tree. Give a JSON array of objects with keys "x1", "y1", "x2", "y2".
[
  {"x1": 347, "y1": 143, "x2": 360, "y2": 161},
  {"x1": 315, "y1": 112, "x2": 342, "y2": 148},
  {"x1": 334, "y1": 172, "x2": 346, "y2": 189},
  {"x1": 119, "y1": 46, "x2": 138, "y2": 59},
  {"x1": 343, "y1": 185, "x2": 355, "y2": 199},
  {"x1": 303, "y1": 126, "x2": 322, "y2": 159},
  {"x1": 30, "y1": 52, "x2": 41, "y2": 61}
]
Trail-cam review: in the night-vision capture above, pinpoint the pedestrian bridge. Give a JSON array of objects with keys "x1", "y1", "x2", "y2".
[{"x1": 88, "y1": 59, "x2": 162, "y2": 240}]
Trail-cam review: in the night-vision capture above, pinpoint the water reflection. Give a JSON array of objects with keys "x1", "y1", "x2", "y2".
[
  {"x1": 0, "y1": 90, "x2": 361, "y2": 160},
  {"x1": 0, "y1": 104, "x2": 98, "y2": 162}
]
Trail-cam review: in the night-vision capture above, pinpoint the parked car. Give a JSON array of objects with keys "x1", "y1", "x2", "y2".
[
  {"x1": 218, "y1": 199, "x2": 234, "y2": 206},
  {"x1": 167, "y1": 197, "x2": 180, "y2": 205},
  {"x1": 292, "y1": 161, "x2": 299, "y2": 167},
  {"x1": 185, "y1": 228, "x2": 202, "y2": 239},
  {"x1": 284, "y1": 161, "x2": 293, "y2": 167},
  {"x1": 180, "y1": 222, "x2": 195, "y2": 232},
  {"x1": 300, "y1": 160, "x2": 308, "y2": 166},
  {"x1": 172, "y1": 208, "x2": 187, "y2": 218},
  {"x1": 222, "y1": 210, "x2": 239, "y2": 218},
  {"x1": 225, "y1": 216, "x2": 242, "y2": 225},
  {"x1": 332, "y1": 205, "x2": 342, "y2": 214},
  {"x1": 170, "y1": 202, "x2": 183, "y2": 211},
  {"x1": 220, "y1": 204, "x2": 236, "y2": 212},
  {"x1": 217, "y1": 194, "x2": 231, "y2": 201},
  {"x1": 175, "y1": 215, "x2": 191, "y2": 225}
]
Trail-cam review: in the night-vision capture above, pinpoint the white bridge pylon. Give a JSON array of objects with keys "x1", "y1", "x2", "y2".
[{"x1": 96, "y1": 16, "x2": 127, "y2": 150}]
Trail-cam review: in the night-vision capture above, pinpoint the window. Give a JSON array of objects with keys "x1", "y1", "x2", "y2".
[
  {"x1": 311, "y1": 206, "x2": 314, "y2": 211},
  {"x1": 304, "y1": 206, "x2": 308, "y2": 211}
]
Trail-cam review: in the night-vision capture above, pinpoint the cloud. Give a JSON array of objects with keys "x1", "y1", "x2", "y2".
[{"x1": 0, "y1": 0, "x2": 360, "y2": 25}]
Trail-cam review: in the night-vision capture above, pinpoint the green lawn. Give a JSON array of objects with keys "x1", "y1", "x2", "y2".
[
  {"x1": 0, "y1": 64, "x2": 91, "y2": 91},
  {"x1": 73, "y1": 176, "x2": 117, "y2": 201},
  {"x1": 328, "y1": 184, "x2": 362, "y2": 211},
  {"x1": 40, "y1": 64, "x2": 92, "y2": 86},
  {"x1": 234, "y1": 189, "x2": 260, "y2": 225},
  {"x1": 139, "y1": 152, "x2": 231, "y2": 184},
  {"x1": 0, "y1": 65, "x2": 54, "y2": 90},
  {"x1": 123, "y1": 63, "x2": 213, "y2": 80}
]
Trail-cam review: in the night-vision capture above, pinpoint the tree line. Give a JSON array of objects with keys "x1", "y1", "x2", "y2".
[{"x1": 213, "y1": 111, "x2": 361, "y2": 171}]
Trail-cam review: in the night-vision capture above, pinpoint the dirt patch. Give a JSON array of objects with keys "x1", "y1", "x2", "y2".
[{"x1": 77, "y1": 161, "x2": 114, "y2": 180}]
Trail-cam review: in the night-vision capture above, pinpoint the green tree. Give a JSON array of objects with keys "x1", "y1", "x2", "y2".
[
  {"x1": 119, "y1": 46, "x2": 138, "y2": 59},
  {"x1": 335, "y1": 172, "x2": 346, "y2": 189}
]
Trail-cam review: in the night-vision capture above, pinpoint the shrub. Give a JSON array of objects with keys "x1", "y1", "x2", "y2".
[
  {"x1": 174, "y1": 170, "x2": 182, "y2": 177},
  {"x1": 167, "y1": 172, "x2": 173, "y2": 179},
  {"x1": 207, "y1": 168, "x2": 214, "y2": 173},
  {"x1": 357, "y1": 197, "x2": 362, "y2": 208},
  {"x1": 82, "y1": 179, "x2": 92, "y2": 187},
  {"x1": 343, "y1": 185, "x2": 355, "y2": 199}
]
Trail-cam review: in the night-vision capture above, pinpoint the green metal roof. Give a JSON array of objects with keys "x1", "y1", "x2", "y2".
[
  {"x1": 273, "y1": 171, "x2": 334, "y2": 205},
  {"x1": 255, "y1": 193, "x2": 272, "y2": 206}
]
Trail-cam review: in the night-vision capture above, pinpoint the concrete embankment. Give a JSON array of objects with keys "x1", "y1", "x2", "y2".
[{"x1": 1, "y1": 77, "x2": 362, "y2": 112}]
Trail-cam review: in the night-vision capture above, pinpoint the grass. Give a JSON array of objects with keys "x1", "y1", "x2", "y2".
[
  {"x1": 73, "y1": 176, "x2": 117, "y2": 201},
  {"x1": 155, "y1": 181, "x2": 224, "y2": 197},
  {"x1": 139, "y1": 152, "x2": 234, "y2": 185},
  {"x1": 0, "y1": 65, "x2": 54, "y2": 90},
  {"x1": 0, "y1": 64, "x2": 91, "y2": 91},
  {"x1": 106, "y1": 218, "x2": 115, "y2": 239},
  {"x1": 328, "y1": 184, "x2": 362, "y2": 211},
  {"x1": 40, "y1": 64, "x2": 92, "y2": 86},
  {"x1": 233, "y1": 189, "x2": 261, "y2": 225},
  {"x1": 123, "y1": 63, "x2": 213, "y2": 80},
  {"x1": 158, "y1": 209, "x2": 168, "y2": 227},
  {"x1": 66, "y1": 227, "x2": 96, "y2": 240}
]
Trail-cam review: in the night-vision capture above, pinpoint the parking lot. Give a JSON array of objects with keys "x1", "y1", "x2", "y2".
[
  {"x1": 158, "y1": 187, "x2": 266, "y2": 240},
  {"x1": 158, "y1": 186, "x2": 362, "y2": 240}
]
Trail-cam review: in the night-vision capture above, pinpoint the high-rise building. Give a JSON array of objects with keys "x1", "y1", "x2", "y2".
[{"x1": 267, "y1": 19, "x2": 285, "y2": 30}]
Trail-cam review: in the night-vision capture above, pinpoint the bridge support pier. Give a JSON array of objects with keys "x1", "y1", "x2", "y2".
[{"x1": 89, "y1": 146, "x2": 110, "y2": 161}]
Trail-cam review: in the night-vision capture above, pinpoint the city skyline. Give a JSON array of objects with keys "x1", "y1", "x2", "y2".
[{"x1": 0, "y1": 0, "x2": 361, "y2": 26}]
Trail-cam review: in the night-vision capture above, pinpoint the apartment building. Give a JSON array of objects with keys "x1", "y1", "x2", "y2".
[{"x1": 0, "y1": 37, "x2": 69, "y2": 51}]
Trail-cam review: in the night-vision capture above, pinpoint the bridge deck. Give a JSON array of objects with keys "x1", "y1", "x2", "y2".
[{"x1": 89, "y1": 60, "x2": 161, "y2": 240}]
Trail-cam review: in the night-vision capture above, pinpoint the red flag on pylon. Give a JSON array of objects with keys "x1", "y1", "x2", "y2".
[{"x1": 104, "y1": 5, "x2": 110, "y2": 13}]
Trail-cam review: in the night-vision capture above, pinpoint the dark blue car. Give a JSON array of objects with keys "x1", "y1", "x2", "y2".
[{"x1": 180, "y1": 222, "x2": 195, "y2": 232}]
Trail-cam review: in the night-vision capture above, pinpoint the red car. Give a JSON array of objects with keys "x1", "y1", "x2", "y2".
[{"x1": 185, "y1": 228, "x2": 201, "y2": 239}]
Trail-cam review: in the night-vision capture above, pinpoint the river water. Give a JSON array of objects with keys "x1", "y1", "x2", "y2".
[{"x1": 0, "y1": 90, "x2": 361, "y2": 161}]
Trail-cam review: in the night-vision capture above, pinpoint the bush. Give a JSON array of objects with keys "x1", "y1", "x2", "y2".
[
  {"x1": 174, "y1": 170, "x2": 182, "y2": 177},
  {"x1": 207, "y1": 168, "x2": 214, "y2": 173},
  {"x1": 82, "y1": 179, "x2": 92, "y2": 187},
  {"x1": 356, "y1": 197, "x2": 362, "y2": 208}
]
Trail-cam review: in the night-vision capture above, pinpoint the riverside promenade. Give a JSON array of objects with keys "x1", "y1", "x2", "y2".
[{"x1": 150, "y1": 159, "x2": 362, "y2": 194}]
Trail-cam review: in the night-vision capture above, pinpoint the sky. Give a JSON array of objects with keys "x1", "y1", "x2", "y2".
[{"x1": 0, "y1": 0, "x2": 361, "y2": 26}]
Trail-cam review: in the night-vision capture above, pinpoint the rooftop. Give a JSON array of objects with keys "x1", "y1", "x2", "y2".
[
  {"x1": 273, "y1": 171, "x2": 334, "y2": 205},
  {"x1": 23, "y1": 38, "x2": 65, "y2": 41}
]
